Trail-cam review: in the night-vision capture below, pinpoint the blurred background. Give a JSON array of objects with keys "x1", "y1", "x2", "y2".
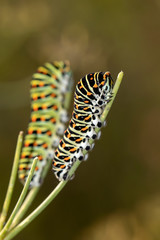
[{"x1": 0, "y1": 0, "x2": 160, "y2": 239}]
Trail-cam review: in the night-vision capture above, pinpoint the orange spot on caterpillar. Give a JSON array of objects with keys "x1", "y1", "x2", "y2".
[
  {"x1": 43, "y1": 143, "x2": 48, "y2": 148},
  {"x1": 35, "y1": 166, "x2": 39, "y2": 171},
  {"x1": 47, "y1": 131, "x2": 52, "y2": 136},
  {"x1": 42, "y1": 104, "x2": 47, "y2": 109},
  {"x1": 32, "y1": 116, "x2": 37, "y2": 122},
  {"x1": 85, "y1": 116, "x2": 91, "y2": 121},
  {"x1": 19, "y1": 174, "x2": 25, "y2": 179},
  {"x1": 51, "y1": 84, "x2": 56, "y2": 89},
  {"x1": 87, "y1": 92, "x2": 92, "y2": 96},
  {"x1": 64, "y1": 156, "x2": 70, "y2": 161},
  {"x1": 24, "y1": 141, "x2": 29, "y2": 147},
  {"x1": 38, "y1": 156, "x2": 43, "y2": 161},
  {"x1": 73, "y1": 123, "x2": 76, "y2": 128},
  {"x1": 39, "y1": 82, "x2": 44, "y2": 87},
  {"x1": 28, "y1": 128, "x2": 33, "y2": 134},
  {"x1": 51, "y1": 118, "x2": 56, "y2": 123},
  {"x1": 101, "y1": 81, "x2": 105, "y2": 86},
  {"x1": 21, "y1": 154, "x2": 26, "y2": 158},
  {"x1": 40, "y1": 93, "x2": 45, "y2": 98},
  {"x1": 32, "y1": 94, "x2": 38, "y2": 100},
  {"x1": 62, "y1": 143, "x2": 65, "y2": 148},
  {"x1": 84, "y1": 100, "x2": 89, "y2": 103},
  {"x1": 60, "y1": 165, "x2": 65, "y2": 169},
  {"x1": 53, "y1": 105, "x2": 58, "y2": 110},
  {"x1": 67, "y1": 133, "x2": 71, "y2": 138},
  {"x1": 40, "y1": 116, "x2": 45, "y2": 121},
  {"x1": 81, "y1": 127, "x2": 88, "y2": 132},
  {"x1": 51, "y1": 93, "x2": 56, "y2": 97},
  {"x1": 70, "y1": 148, "x2": 76, "y2": 152},
  {"x1": 37, "y1": 129, "x2": 42, "y2": 134},
  {"x1": 76, "y1": 138, "x2": 82, "y2": 142},
  {"x1": 93, "y1": 84, "x2": 98, "y2": 88},
  {"x1": 52, "y1": 74, "x2": 56, "y2": 79},
  {"x1": 33, "y1": 105, "x2": 38, "y2": 111},
  {"x1": 90, "y1": 77, "x2": 93, "y2": 80}
]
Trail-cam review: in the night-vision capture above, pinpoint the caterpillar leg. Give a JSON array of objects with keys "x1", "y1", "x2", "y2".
[
  {"x1": 91, "y1": 114, "x2": 102, "y2": 128},
  {"x1": 52, "y1": 136, "x2": 60, "y2": 148},
  {"x1": 56, "y1": 123, "x2": 66, "y2": 135},
  {"x1": 91, "y1": 106, "x2": 103, "y2": 115},
  {"x1": 80, "y1": 138, "x2": 92, "y2": 151},
  {"x1": 96, "y1": 131, "x2": 101, "y2": 140},
  {"x1": 53, "y1": 163, "x2": 72, "y2": 181},
  {"x1": 60, "y1": 109, "x2": 69, "y2": 123},
  {"x1": 83, "y1": 153, "x2": 89, "y2": 161},
  {"x1": 86, "y1": 127, "x2": 97, "y2": 139},
  {"x1": 47, "y1": 150, "x2": 55, "y2": 160},
  {"x1": 102, "y1": 120, "x2": 107, "y2": 127},
  {"x1": 90, "y1": 143, "x2": 95, "y2": 150},
  {"x1": 74, "y1": 148, "x2": 84, "y2": 161}
]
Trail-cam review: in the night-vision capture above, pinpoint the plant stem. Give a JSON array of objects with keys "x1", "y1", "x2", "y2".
[
  {"x1": 4, "y1": 180, "x2": 68, "y2": 240},
  {"x1": 0, "y1": 132, "x2": 23, "y2": 231},
  {"x1": 10, "y1": 159, "x2": 53, "y2": 229},
  {"x1": 0, "y1": 157, "x2": 38, "y2": 239},
  {"x1": 3, "y1": 71, "x2": 123, "y2": 240},
  {"x1": 9, "y1": 188, "x2": 39, "y2": 229},
  {"x1": 101, "y1": 71, "x2": 123, "y2": 121}
]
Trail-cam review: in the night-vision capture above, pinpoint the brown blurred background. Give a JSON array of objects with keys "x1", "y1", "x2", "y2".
[{"x1": 0, "y1": 0, "x2": 160, "y2": 239}]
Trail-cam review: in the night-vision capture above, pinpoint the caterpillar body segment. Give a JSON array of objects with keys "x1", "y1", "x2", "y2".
[
  {"x1": 18, "y1": 61, "x2": 73, "y2": 187},
  {"x1": 52, "y1": 71, "x2": 114, "y2": 181}
]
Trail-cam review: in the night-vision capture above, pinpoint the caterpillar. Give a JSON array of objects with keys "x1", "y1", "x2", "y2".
[
  {"x1": 18, "y1": 61, "x2": 73, "y2": 187},
  {"x1": 52, "y1": 71, "x2": 114, "y2": 181}
]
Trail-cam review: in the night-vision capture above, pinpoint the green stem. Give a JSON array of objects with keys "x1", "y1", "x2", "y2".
[
  {"x1": 10, "y1": 159, "x2": 52, "y2": 229},
  {"x1": 3, "y1": 71, "x2": 123, "y2": 240},
  {"x1": 0, "y1": 157, "x2": 38, "y2": 239},
  {"x1": 4, "y1": 180, "x2": 68, "y2": 240},
  {"x1": 0, "y1": 132, "x2": 23, "y2": 231},
  {"x1": 9, "y1": 188, "x2": 39, "y2": 229},
  {"x1": 101, "y1": 71, "x2": 123, "y2": 121}
]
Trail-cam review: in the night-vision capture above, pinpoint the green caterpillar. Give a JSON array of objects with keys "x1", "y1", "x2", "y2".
[{"x1": 18, "y1": 61, "x2": 73, "y2": 187}]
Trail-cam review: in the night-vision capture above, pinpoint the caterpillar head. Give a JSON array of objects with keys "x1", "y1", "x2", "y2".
[
  {"x1": 96, "y1": 72, "x2": 114, "y2": 104},
  {"x1": 101, "y1": 72, "x2": 114, "y2": 93}
]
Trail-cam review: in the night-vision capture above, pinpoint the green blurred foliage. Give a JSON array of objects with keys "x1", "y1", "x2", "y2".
[{"x1": 0, "y1": 0, "x2": 160, "y2": 239}]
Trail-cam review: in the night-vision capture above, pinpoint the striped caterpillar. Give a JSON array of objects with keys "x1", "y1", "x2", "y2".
[
  {"x1": 52, "y1": 71, "x2": 114, "y2": 181},
  {"x1": 18, "y1": 61, "x2": 73, "y2": 187}
]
